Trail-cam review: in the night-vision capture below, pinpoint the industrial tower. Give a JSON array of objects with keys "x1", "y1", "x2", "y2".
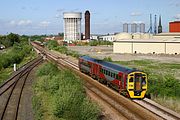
[
  {"x1": 147, "y1": 14, "x2": 153, "y2": 34},
  {"x1": 63, "y1": 12, "x2": 82, "y2": 41},
  {"x1": 85, "y1": 10, "x2": 90, "y2": 40},
  {"x1": 158, "y1": 15, "x2": 162, "y2": 33},
  {"x1": 154, "y1": 15, "x2": 157, "y2": 34}
]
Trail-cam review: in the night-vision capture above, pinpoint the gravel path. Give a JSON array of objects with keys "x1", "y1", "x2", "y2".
[{"x1": 67, "y1": 46, "x2": 180, "y2": 63}]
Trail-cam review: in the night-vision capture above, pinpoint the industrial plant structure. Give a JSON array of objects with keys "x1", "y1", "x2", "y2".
[
  {"x1": 158, "y1": 16, "x2": 162, "y2": 33},
  {"x1": 85, "y1": 10, "x2": 90, "y2": 40},
  {"x1": 123, "y1": 23, "x2": 145, "y2": 33},
  {"x1": 169, "y1": 21, "x2": 180, "y2": 32},
  {"x1": 63, "y1": 12, "x2": 82, "y2": 42}
]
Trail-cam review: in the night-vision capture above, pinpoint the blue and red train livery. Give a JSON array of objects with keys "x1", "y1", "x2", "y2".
[{"x1": 79, "y1": 56, "x2": 147, "y2": 99}]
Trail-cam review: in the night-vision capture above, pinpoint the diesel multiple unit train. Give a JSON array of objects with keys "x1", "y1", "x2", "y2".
[{"x1": 79, "y1": 56, "x2": 147, "y2": 99}]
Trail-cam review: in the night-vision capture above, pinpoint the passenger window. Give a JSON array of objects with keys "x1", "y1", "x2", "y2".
[
  {"x1": 142, "y1": 77, "x2": 146, "y2": 85},
  {"x1": 108, "y1": 71, "x2": 110, "y2": 76},
  {"x1": 105, "y1": 70, "x2": 108, "y2": 75},
  {"x1": 111, "y1": 73, "x2": 113, "y2": 77},
  {"x1": 116, "y1": 74, "x2": 119, "y2": 79},
  {"x1": 113, "y1": 73, "x2": 115, "y2": 78},
  {"x1": 129, "y1": 77, "x2": 133, "y2": 82}
]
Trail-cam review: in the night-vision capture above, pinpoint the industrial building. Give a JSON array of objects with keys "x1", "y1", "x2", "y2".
[
  {"x1": 113, "y1": 39, "x2": 180, "y2": 54},
  {"x1": 113, "y1": 33, "x2": 180, "y2": 54},
  {"x1": 169, "y1": 21, "x2": 180, "y2": 32},
  {"x1": 99, "y1": 34, "x2": 115, "y2": 42},
  {"x1": 63, "y1": 12, "x2": 82, "y2": 42}
]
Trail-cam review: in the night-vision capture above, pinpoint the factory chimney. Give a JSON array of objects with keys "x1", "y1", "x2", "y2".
[
  {"x1": 158, "y1": 15, "x2": 162, "y2": 33},
  {"x1": 85, "y1": 10, "x2": 90, "y2": 40}
]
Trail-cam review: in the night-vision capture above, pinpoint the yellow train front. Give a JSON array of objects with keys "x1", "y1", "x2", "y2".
[{"x1": 127, "y1": 71, "x2": 147, "y2": 99}]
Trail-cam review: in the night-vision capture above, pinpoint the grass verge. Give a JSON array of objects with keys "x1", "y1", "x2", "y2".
[{"x1": 32, "y1": 62, "x2": 100, "y2": 120}]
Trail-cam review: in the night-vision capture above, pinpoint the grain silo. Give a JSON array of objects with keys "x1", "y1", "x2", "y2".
[
  {"x1": 123, "y1": 23, "x2": 128, "y2": 33},
  {"x1": 140, "y1": 23, "x2": 145, "y2": 33},
  {"x1": 131, "y1": 23, "x2": 137, "y2": 33}
]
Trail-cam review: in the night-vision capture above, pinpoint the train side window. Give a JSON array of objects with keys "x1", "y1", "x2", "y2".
[
  {"x1": 105, "y1": 70, "x2": 108, "y2": 75},
  {"x1": 116, "y1": 74, "x2": 118, "y2": 79},
  {"x1": 111, "y1": 72, "x2": 113, "y2": 77},
  {"x1": 113, "y1": 73, "x2": 115, "y2": 78},
  {"x1": 129, "y1": 77, "x2": 133, "y2": 82},
  {"x1": 108, "y1": 71, "x2": 110, "y2": 76}
]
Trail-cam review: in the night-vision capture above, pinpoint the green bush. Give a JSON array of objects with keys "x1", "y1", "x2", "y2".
[
  {"x1": 46, "y1": 40, "x2": 59, "y2": 50},
  {"x1": 103, "y1": 56, "x2": 112, "y2": 62},
  {"x1": 0, "y1": 43, "x2": 32, "y2": 70},
  {"x1": 89, "y1": 40, "x2": 113, "y2": 46},
  {"x1": 33, "y1": 63, "x2": 100, "y2": 120}
]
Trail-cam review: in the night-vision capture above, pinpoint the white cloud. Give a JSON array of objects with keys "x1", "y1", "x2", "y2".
[
  {"x1": 39, "y1": 21, "x2": 50, "y2": 27},
  {"x1": 9, "y1": 20, "x2": 32, "y2": 26},
  {"x1": 174, "y1": 14, "x2": 180, "y2": 19},
  {"x1": 132, "y1": 21, "x2": 144, "y2": 24},
  {"x1": 131, "y1": 12, "x2": 142, "y2": 16},
  {"x1": 18, "y1": 20, "x2": 32, "y2": 26},
  {"x1": 9, "y1": 20, "x2": 16, "y2": 26}
]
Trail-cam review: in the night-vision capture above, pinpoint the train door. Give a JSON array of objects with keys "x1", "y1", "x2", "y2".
[
  {"x1": 93, "y1": 63, "x2": 98, "y2": 77},
  {"x1": 134, "y1": 73, "x2": 142, "y2": 91}
]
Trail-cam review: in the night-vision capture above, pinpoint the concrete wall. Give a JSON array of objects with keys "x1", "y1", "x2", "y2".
[
  {"x1": 113, "y1": 41, "x2": 180, "y2": 54},
  {"x1": 113, "y1": 42, "x2": 132, "y2": 53}
]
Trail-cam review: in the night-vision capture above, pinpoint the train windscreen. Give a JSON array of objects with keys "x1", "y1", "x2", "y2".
[{"x1": 134, "y1": 73, "x2": 142, "y2": 91}]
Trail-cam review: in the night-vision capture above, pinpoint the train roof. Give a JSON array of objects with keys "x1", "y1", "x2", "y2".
[{"x1": 80, "y1": 56, "x2": 138, "y2": 73}]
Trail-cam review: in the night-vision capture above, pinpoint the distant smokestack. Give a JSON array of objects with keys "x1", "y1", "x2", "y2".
[
  {"x1": 85, "y1": 10, "x2": 90, "y2": 40},
  {"x1": 158, "y1": 15, "x2": 162, "y2": 33}
]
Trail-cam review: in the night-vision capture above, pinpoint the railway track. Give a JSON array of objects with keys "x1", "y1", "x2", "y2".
[
  {"x1": 32, "y1": 43, "x2": 180, "y2": 120},
  {"x1": 133, "y1": 98, "x2": 180, "y2": 120},
  {"x1": 0, "y1": 56, "x2": 43, "y2": 120}
]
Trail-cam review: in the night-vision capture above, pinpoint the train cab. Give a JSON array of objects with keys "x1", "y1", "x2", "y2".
[{"x1": 127, "y1": 72, "x2": 147, "y2": 99}]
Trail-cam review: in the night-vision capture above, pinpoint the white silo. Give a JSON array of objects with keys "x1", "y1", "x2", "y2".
[
  {"x1": 63, "y1": 12, "x2": 82, "y2": 42},
  {"x1": 123, "y1": 23, "x2": 128, "y2": 33},
  {"x1": 131, "y1": 23, "x2": 137, "y2": 33},
  {"x1": 140, "y1": 23, "x2": 145, "y2": 33}
]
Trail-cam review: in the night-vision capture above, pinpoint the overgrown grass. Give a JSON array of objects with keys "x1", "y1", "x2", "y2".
[
  {"x1": 0, "y1": 44, "x2": 36, "y2": 85},
  {"x1": 33, "y1": 62, "x2": 100, "y2": 120}
]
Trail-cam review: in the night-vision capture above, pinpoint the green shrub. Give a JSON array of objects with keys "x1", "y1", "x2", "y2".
[
  {"x1": 33, "y1": 63, "x2": 100, "y2": 120},
  {"x1": 103, "y1": 56, "x2": 112, "y2": 62},
  {"x1": 0, "y1": 43, "x2": 32, "y2": 70}
]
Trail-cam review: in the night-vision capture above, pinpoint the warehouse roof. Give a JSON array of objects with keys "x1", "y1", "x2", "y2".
[{"x1": 114, "y1": 38, "x2": 180, "y2": 43}]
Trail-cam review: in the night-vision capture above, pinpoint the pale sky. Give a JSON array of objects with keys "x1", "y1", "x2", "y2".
[{"x1": 0, "y1": 0, "x2": 179, "y2": 35}]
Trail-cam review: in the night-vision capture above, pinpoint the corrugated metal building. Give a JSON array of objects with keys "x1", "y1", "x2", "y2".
[
  {"x1": 113, "y1": 39, "x2": 180, "y2": 54},
  {"x1": 169, "y1": 21, "x2": 180, "y2": 33}
]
